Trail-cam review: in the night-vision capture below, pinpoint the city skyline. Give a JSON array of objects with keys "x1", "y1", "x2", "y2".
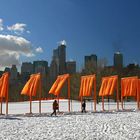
[
  {"x1": 0, "y1": 0, "x2": 140, "y2": 71},
  {"x1": 1, "y1": 40, "x2": 138, "y2": 73}
]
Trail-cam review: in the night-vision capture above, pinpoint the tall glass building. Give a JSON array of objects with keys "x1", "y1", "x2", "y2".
[{"x1": 114, "y1": 52, "x2": 123, "y2": 69}]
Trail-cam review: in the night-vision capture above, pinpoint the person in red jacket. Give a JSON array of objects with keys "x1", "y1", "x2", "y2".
[{"x1": 51, "y1": 100, "x2": 59, "y2": 116}]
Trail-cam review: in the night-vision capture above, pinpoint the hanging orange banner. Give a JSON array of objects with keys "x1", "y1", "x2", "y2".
[
  {"x1": 49, "y1": 74, "x2": 70, "y2": 96},
  {"x1": 99, "y1": 75, "x2": 118, "y2": 96},
  {"x1": 79, "y1": 75, "x2": 96, "y2": 97},
  {"x1": 121, "y1": 76, "x2": 138, "y2": 97},
  {"x1": 21, "y1": 73, "x2": 41, "y2": 96},
  {"x1": 0, "y1": 72, "x2": 9, "y2": 98},
  {"x1": 138, "y1": 79, "x2": 140, "y2": 96}
]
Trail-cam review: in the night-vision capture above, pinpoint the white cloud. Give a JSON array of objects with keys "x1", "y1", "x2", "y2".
[
  {"x1": 0, "y1": 52, "x2": 20, "y2": 66},
  {"x1": 58, "y1": 40, "x2": 67, "y2": 46},
  {"x1": 0, "y1": 34, "x2": 34, "y2": 69},
  {"x1": 35, "y1": 47, "x2": 43, "y2": 53},
  {"x1": 7, "y1": 23, "x2": 27, "y2": 34},
  {"x1": 0, "y1": 34, "x2": 33, "y2": 54},
  {"x1": 26, "y1": 30, "x2": 31, "y2": 34},
  {"x1": 0, "y1": 18, "x2": 4, "y2": 31},
  {"x1": 69, "y1": 59, "x2": 74, "y2": 62}
]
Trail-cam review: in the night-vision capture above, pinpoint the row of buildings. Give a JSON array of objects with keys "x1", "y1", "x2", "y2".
[
  {"x1": 84, "y1": 51, "x2": 123, "y2": 70},
  {"x1": 3, "y1": 42, "x2": 76, "y2": 84},
  {"x1": 2, "y1": 42, "x2": 124, "y2": 84}
]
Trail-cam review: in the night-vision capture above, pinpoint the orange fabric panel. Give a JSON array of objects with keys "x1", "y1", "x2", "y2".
[
  {"x1": 99, "y1": 76, "x2": 118, "y2": 96},
  {"x1": 54, "y1": 76, "x2": 67, "y2": 95},
  {"x1": 99, "y1": 78, "x2": 107, "y2": 96},
  {"x1": 49, "y1": 74, "x2": 70, "y2": 96},
  {"x1": 82, "y1": 77, "x2": 87, "y2": 96},
  {"x1": 121, "y1": 77, "x2": 138, "y2": 97},
  {"x1": 79, "y1": 77, "x2": 84, "y2": 97},
  {"x1": 49, "y1": 77, "x2": 61, "y2": 94},
  {"x1": 28, "y1": 76, "x2": 37, "y2": 96},
  {"x1": 85, "y1": 77, "x2": 91, "y2": 96},
  {"x1": 0, "y1": 76, "x2": 4, "y2": 97},
  {"x1": 21, "y1": 73, "x2": 41, "y2": 96},
  {"x1": 89, "y1": 77, "x2": 94, "y2": 96},
  {"x1": 109, "y1": 77, "x2": 117, "y2": 96},
  {"x1": 0, "y1": 72, "x2": 9, "y2": 98},
  {"x1": 104, "y1": 78, "x2": 112, "y2": 96},
  {"x1": 85, "y1": 77, "x2": 94, "y2": 96},
  {"x1": 31, "y1": 74, "x2": 40, "y2": 96},
  {"x1": 79, "y1": 75, "x2": 95, "y2": 97},
  {"x1": 21, "y1": 75, "x2": 35, "y2": 96},
  {"x1": 138, "y1": 79, "x2": 140, "y2": 97}
]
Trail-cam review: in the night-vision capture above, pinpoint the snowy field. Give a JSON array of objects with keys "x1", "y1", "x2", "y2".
[{"x1": 0, "y1": 100, "x2": 140, "y2": 140}]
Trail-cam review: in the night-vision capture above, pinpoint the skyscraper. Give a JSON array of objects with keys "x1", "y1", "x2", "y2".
[
  {"x1": 33, "y1": 60, "x2": 48, "y2": 74},
  {"x1": 114, "y1": 52, "x2": 123, "y2": 69},
  {"x1": 51, "y1": 41, "x2": 66, "y2": 75},
  {"x1": 85, "y1": 54, "x2": 97, "y2": 70},
  {"x1": 52, "y1": 48, "x2": 59, "y2": 73},
  {"x1": 58, "y1": 44, "x2": 66, "y2": 74},
  {"x1": 10, "y1": 65, "x2": 18, "y2": 80},
  {"x1": 66, "y1": 61, "x2": 76, "y2": 74},
  {"x1": 49, "y1": 59, "x2": 58, "y2": 83},
  {"x1": 21, "y1": 62, "x2": 33, "y2": 81},
  {"x1": 33, "y1": 60, "x2": 48, "y2": 86},
  {"x1": 21, "y1": 62, "x2": 33, "y2": 74}
]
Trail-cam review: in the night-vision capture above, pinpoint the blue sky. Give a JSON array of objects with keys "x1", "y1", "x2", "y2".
[{"x1": 0, "y1": 0, "x2": 140, "y2": 71}]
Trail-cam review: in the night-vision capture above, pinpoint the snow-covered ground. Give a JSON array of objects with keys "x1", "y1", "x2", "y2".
[{"x1": 0, "y1": 100, "x2": 140, "y2": 140}]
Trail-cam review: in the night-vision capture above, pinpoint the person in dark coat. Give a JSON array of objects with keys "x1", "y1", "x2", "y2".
[
  {"x1": 82, "y1": 100, "x2": 86, "y2": 113},
  {"x1": 51, "y1": 100, "x2": 59, "y2": 116}
]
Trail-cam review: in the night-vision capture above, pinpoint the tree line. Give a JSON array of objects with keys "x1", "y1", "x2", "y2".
[{"x1": 8, "y1": 60, "x2": 140, "y2": 102}]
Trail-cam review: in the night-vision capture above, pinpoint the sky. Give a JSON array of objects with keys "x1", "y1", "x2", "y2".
[{"x1": 0, "y1": 0, "x2": 140, "y2": 71}]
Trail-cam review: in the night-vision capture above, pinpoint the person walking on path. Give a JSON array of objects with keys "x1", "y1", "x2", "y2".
[
  {"x1": 82, "y1": 100, "x2": 86, "y2": 113},
  {"x1": 51, "y1": 100, "x2": 59, "y2": 116}
]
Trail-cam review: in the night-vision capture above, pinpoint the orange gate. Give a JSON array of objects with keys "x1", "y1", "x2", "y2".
[
  {"x1": 0, "y1": 72, "x2": 9, "y2": 115},
  {"x1": 121, "y1": 76, "x2": 139, "y2": 110},
  {"x1": 49, "y1": 74, "x2": 70, "y2": 112},
  {"x1": 79, "y1": 75, "x2": 96, "y2": 111},
  {"x1": 21, "y1": 73, "x2": 41, "y2": 114},
  {"x1": 99, "y1": 75, "x2": 119, "y2": 111}
]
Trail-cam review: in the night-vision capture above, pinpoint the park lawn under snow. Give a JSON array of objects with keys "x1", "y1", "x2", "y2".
[{"x1": 0, "y1": 100, "x2": 140, "y2": 140}]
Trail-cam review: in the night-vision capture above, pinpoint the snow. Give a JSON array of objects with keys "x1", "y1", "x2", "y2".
[{"x1": 0, "y1": 100, "x2": 140, "y2": 140}]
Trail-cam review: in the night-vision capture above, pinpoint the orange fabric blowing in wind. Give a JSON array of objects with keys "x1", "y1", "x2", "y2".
[
  {"x1": 121, "y1": 77, "x2": 138, "y2": 97},
  {"x1": 79, "y1": 75, "x2": 95, "y2": 97},
  {"x1": 21, "y1": 73, "x2": 41, "y2": 96},
  {"x1": 99, "y1": 76, "x2": 118, "y2": 96},
  {"x1": 49, "y1": 74, "x2": 69, "y2": 96},
  {"x1": 138, "y1": 79, "x2": 140, "y2": 96},
  {"x1": 0, "y1": 72, "x2": 9, "y2": 98}
]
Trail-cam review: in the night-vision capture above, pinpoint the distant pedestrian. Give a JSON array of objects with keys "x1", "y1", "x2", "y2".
[
  {"x1": 51, "y1": 100, "x2": 59, "y2": 116},
  {"x1": 82, "y1": 100, "x2": 86, "y2": 113}
]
